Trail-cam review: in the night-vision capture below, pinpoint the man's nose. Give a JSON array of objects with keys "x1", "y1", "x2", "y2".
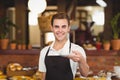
[{"x1": 58, "y1": 27, "x2": 62, "y2": 32}]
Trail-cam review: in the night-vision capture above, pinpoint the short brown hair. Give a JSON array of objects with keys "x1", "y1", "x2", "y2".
[{"x1": 51, "y1": 12, "x2": 70, "y2": 26}]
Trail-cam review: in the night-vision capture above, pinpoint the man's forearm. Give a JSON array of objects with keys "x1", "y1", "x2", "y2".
[{"x1": 78, "y1": 60, "x2": 89, "y2": 77}]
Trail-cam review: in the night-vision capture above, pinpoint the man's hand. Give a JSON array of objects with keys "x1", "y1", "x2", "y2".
[{"x1": 67, "y1": 50, "x2": 85, "y2": 63}]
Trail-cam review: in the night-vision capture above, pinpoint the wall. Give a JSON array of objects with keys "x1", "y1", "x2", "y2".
[
  {"x1": 76, "y1": 6, "x2": 104, "y2": 36},
  {"x1": 29, "y1": 25, "x2": 41, "y2": 47}
]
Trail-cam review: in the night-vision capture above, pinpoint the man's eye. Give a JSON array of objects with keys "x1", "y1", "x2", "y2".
[
  {"x1": 62, "y1": 25, "x2": 67, "y2": 28},
  {"x1": 54, "y1": 25, "x2": 59, "y2": 28}
]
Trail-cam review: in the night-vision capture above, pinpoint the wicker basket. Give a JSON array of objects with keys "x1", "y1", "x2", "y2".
[{"x1": 38, "y1": 15, "x2": 53, "y2": 32}]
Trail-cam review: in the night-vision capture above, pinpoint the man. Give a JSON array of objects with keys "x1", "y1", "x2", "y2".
[{"x1": 39, "y1": 12, "x2": 89, "y2": 80}]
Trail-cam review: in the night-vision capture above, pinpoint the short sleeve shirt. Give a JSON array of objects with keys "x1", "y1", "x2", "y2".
[{"x1": 38, "y1": 39, "x2": 87, "y2": 77}]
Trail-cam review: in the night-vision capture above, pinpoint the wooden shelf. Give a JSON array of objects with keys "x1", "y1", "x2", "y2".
[{"x1": 0, "y1": 49, "x2": 40, "y2": 55}]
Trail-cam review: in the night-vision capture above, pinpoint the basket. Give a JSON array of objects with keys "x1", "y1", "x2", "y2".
[{"x1": 38, "y1": 15, "x2": 53, "y2": 32}]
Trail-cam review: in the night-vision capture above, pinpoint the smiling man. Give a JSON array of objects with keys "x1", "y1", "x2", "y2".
[{"x1": 38, "y1": 12, "x2": 89, "y2": 80}]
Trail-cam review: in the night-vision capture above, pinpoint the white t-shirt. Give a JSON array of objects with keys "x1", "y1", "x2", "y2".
[{"x1": 38, "y1": 39, "x2": 86, "y2": 77}]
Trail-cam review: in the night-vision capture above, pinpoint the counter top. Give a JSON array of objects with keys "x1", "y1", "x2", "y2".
[
  {"x1": 0, "y1": 49, "x2": 40, "y2": 55},
  {"x1": 85, "y1": 49, "x2": 120, "y2": 56},
  {"x1": 1, "y1": 49, "x2": 119, "y2": 56},
  {"x1": 0, "y1": 49, "x2": 120, "y2": 76}
]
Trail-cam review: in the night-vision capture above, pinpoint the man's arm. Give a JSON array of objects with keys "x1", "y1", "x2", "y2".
[
  {"x1": 41, "y1": 72, "x2": 46, "y2": 80},
  {"x1": 78, "y1": 56, "x2": 89, "y2": 77}
]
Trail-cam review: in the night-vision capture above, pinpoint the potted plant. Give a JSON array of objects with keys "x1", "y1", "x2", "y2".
[
  {"x1": 17, "y1": 40, "x2": 22, "y2": 50},
  {"x1": 102, "y1": 39, "x2": 110, "y2": 51},
  {"x1": 10, "y1": 40, "x2": 17, "y2": 50},
  {"x1": 21, "y1": 41, "x2": 26, "y2": 50},
  {"x1": 0, "y1": 17, "x2": 17, "y2": 49},
  {"x1": 110, "y1": 13, "x2": 120, "y2": 50},
  {"x1": 95, "y1": 35, "x2": 102, "y2": 50},
  {"x1": 17, "y1": 40, "x2": 26, "y2": 50},
  {"x1": 27, "y1": 44, "x2": 32, "y2": 50}
]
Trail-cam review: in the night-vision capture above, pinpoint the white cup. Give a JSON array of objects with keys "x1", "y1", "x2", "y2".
[{"x1": 114, "y1": 66, "x2": 120, "y2": 78}]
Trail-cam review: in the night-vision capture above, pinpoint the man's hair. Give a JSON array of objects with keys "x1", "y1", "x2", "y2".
[{"x1": 51, "y1": 12, "x2": 70, "y2": 26}]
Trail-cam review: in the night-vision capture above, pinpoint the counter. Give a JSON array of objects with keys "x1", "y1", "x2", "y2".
[
  {"x1": 86, "y1": 50, "x2": 120, "y2": 74},
  {"x1": 0, "y1": 49, "x2": 120, "y2": 75},
  {"x1": 0, "y1": 49, "x2": 40, "y2": 72}
]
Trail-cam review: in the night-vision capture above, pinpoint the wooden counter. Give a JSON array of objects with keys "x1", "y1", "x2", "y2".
[
  {"x1": 0, "y1": 49, "x2": 120, "y2": 75},
  {"x1": 86, "y1": 49, "x2": 120, "y2": 74},
  {"x1": 0, "y1": 49, "x2": 40, "y2": 72}
]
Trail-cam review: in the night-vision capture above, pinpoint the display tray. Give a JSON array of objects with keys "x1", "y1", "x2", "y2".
[
  {"x1": 6, "y1": 70, "x2": 36, "y2": 77},
  {"x1": 6, "y1": 63, "x2": 37, "y2": 77}
]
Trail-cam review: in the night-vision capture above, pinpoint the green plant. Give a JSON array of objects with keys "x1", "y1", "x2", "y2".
[
  {"x1": 110, "y1": 13, "x2": 120, "y2": 39},
  {"x1": 10, "y1": 40, "x2": 17, "y2": 43},
  {"x1": 102, "y1": 39, "x2": 110, "y2": 44},
  {"x1": 0, "y1": 17, "x2": 17, "y2": 39},
  {"x1": 96, "y1": 33, "x2": 101, "y2": 42}
]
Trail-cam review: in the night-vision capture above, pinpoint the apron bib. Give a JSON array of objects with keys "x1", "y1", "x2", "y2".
[{"x1": 45, "y1": 43, "x2": 73, "y2": 80}]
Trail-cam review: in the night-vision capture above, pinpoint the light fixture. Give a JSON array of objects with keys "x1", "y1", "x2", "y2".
[
  {"x1": 96, "y1": 0, "x2": 107, "y2": 7},
  {"x1": 28, "y1": 0, "x2": 47, "y2": 13},
  {"x1": 28, "y1": 0, "x2": 47, "y2": 25}
]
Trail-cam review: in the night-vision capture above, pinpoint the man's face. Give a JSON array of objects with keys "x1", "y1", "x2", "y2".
[{"x1": 51, "y1": 19, "x2": 70, "y2": 42}]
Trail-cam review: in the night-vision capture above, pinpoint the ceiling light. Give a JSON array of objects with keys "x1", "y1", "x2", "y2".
[
  {"x1": 28, "y1": 0, "x2": 47, "y2": 13},
  {"x1": 96, "y1": 0, "x2": 107, "y2": 7}
]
